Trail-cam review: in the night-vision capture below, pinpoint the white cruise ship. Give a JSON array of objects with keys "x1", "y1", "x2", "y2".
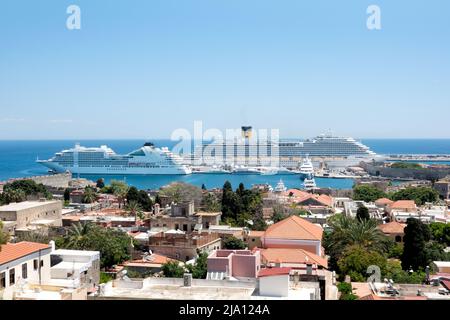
[
  {"x1": 187, "y1": 127, "x2": 381, "y2": 169},
  {"x1": 37, "y1": 143, "x2": 192, "y2": 175}
]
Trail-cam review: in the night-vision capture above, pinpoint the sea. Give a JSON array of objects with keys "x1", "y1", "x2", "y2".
[{"x1": 0, "y1": 139, "x2": 449, "y2": 191}]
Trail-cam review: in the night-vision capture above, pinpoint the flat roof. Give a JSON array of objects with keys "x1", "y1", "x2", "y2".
[
  {"x1": 52, "y1": 249, "x2": 100, "y2": 257},
  {"x1": 0, "y1": 200, "x2": 60, "y2": 212},
  {"x1": 433, "y1": 261, "x2": 450, "y2": 267}
]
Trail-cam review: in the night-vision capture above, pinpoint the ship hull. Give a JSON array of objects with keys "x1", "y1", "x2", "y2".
[{"x1": 37, "y1": 161, "x2": 191, "y2": 175}]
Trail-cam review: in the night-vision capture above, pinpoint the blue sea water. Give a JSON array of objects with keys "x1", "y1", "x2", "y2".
[{"x1": 0, "y1": 139, "x2": 449, "y2": 190}]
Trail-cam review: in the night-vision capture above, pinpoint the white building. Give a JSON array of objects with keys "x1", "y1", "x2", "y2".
[
  {"x1": 0, "y1": 242, "x2": 52, "y2": 299},
  {"x1": 0, "y1": 241, "x2": 100, "y2": 300}
]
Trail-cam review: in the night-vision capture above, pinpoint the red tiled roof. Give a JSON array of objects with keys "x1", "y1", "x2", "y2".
[
  {"x1": 378, "y1": 221, "x2": 406, "y2": 234},
  {"x1": 442, "y1": 280, "x2": 450, "y2": 291},
  {"x1": 375, "y1": 198, "x2": 394, "y2": 205},
  {"x1": 261, "y1": 248, "x2": 328, "y2": 268},
  {"x1": 264, "y1": 215, "x2": 323, "y2": 241},
  {"x1": 285, "y1": 189, "x2": 333, "y2": 207},
  {"x1": 0, "y1": 242, "x2": 50, "y2": 265},
  {"x1": 258, "y1": 267, "x2": 291, "y2": 278},
  {"x1": 391, "y1": 200, "x2": 417, "y2": 210}
]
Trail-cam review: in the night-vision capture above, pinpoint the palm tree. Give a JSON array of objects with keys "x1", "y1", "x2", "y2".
[
  {"x1": 327, "y1": 214, "x2": 387, "y2": 255},
  {"x1": 82, "y1": 187, "x2": 97, "y2": 204},
  {"x1": 125, "y1": 201, "x2": 144, "y2": 223},
  {"x1": 66, "y1": 222, "x2": 92, "y2": 248}
]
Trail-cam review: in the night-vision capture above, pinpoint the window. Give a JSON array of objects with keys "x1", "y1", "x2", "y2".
[
  {"x1": 9, "y1": 269, "x2": 15, "y2": 285},
  {"x1": 395, "y1": 236, "x2": 402, "y2": 243},
  {"x1": 40, "y1": 260, "x2": 44, "y2": 268},
  {"x1": 22, "y1": 263, "x2": 28, "y2": 279},
  {"x1": 0, "y1": 272, "x2": 5, "y2": 289},
  {"x1": 33, "y1": 259, "x2": 38, "y2": 270}
]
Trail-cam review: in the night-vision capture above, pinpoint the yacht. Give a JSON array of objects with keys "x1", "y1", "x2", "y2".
[
  {"x1": 231, "y1": 165, "x2": 261, "y2": 175},
  {"x1": 37, "y1": 142, "x2": 192, "y2": 175},
  {"x1": 274, "y1": 179, "x2": 287, "y2": 193},
  {"x1": 299, "y1": 156, "x2": 314, "y2": 180},
  {"x1": 302, "y1": 174, "x2": 317, "y2": 190}
]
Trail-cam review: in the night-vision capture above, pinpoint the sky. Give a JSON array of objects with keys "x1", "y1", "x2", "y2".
[{"x1": 0, "y1": 0, "x2": 449, "y2": 140}]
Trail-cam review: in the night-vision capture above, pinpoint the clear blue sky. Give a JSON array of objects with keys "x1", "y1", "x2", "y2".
[{"x1": 1, "y1": 0, "x2": 449, "y2": 139}]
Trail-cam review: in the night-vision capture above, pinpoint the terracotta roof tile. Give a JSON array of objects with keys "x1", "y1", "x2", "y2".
[
  {"x1": 378, "y1": 221, "x2": 406, "y2": 234},
  {"x1": 0, "y1": 242, "x2": 50, "y2": 265},
  {"x1": 391, "y1": 200, "x2": 417, "y2": 210},
  {"x1": 375, "y1": 198, "x2": 394, "y2": 205},
  {"x1": 264, "y1": 215, "x2": 323, "y2": 241},
  {"x1": 261, "y1": 248, "x2": 328, "y2": 268},
  {"x1": 258, "y1": 267, "x2": 291, "y2": 278}
]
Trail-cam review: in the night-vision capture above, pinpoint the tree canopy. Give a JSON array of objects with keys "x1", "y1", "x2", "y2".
[
  {"x1": 223, "y1": 236, "x2": 246, "y2": 250},
  {"x1": 353, "y1": 184, "x2": 387, "y2": 203},
  {"x1": 159, "y1": 182, "x2": 203, "y2": 206},
  {"x1": 60, "y1": 222, "x2": 132, "y2": 268},
  {"x1": 401, "y1": 218, "x2": 430, "y2": 271},
  {"x1": 1, "y1": 179, "x2": 52, "y2": 205},
  {"x1": 390, "y1": 187, "x2": 439, "y2": 206},
  {"x1": 221, "y1": 181, "x2": 265, "y2": 230}
]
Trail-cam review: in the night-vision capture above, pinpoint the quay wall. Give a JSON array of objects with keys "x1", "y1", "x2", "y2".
[
  {"x1": 1, "y1": 172, "x2": 72, "y2": 189},
  {"x1": 362, "y1": 163, "x2": 450, "y2": 181}
]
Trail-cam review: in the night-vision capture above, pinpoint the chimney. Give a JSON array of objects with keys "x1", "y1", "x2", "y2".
[{"x1": 49, "y1": 240, "x2": 56, "y2": 252}]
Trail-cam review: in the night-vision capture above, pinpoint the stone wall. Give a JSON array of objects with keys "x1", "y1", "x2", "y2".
[{"x1": 362, "y1": 163, "x2": 450, "y2": 181}]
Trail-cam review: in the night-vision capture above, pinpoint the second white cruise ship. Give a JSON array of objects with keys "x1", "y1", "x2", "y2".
[{"x1": 37, "y1": 142, "x2": 192, "y2": 175}]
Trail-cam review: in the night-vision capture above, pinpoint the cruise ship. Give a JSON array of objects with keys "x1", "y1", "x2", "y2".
[
  {"x1": 186, "y1": 127, "x2": 381, "y2": 169},
  {"x1": 37, "y1": 143, "x2": 192, "y2": 175}
]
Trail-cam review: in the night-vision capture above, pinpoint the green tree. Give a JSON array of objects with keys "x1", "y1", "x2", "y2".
[
  {"x1": 161, "y1": 261, "x2": 185, "y2": 278},
  {"x1": 356, "y1": 205, "x2": 370, "y2": 222},
  {"x1": 401, "y1": 218, "x2": 430, "y2": 271},
  {"x1": 137, "y1": 190, "x2": 153, "y2": 212},
  {"x1": 390, "y1": 162, "x2": 422, "y2": 169},
  {"x1": 353, "y1": 184, "x2": 387, "y2": 203},
  {"x1": 337, "y1": 282, "x2": 358, "y2": 300},
  {"x1": 0, "y1": 221, "x2": 10, "y2": 246},
  {"x1": 272, "y1": 204, "x2": 286, "y2": 223},
  {"x1": 62, "y1": 223, "x2": 131, "y2": 269},
  {"x1": 96, "y1": 178, "x2": 105, "y2": 189},
  {"x1": 390, "y1": 187, "x2": 439, "y2": 206},
  {"x1": 125, "y1": 200, "x2": 144, "y2": 221},
  {"x1": 110, "y1": 180, "x2": 129, "y2": 208},
  {"x1": 201, "y1": 192, "x2": 221, "y2": 212},
  {"x1": 82, "y1": 186, "x2": 97, "y2": 204},
  {"x1": 221, "y1": 181, "x2": 237, "y2": 222},
  {"x1": 187, "y1": 252, "x2": 208, "y2": 279},
  {"x1": 223, "y1": 236, "x2": 246, "y2": 250},
  {"x1": 3, "y1": 179, "x2": 52, "y2": 200},
  {"x1": 337, "y1": 246, "x2": 387, "y2": 282},
  {"x1": 429, "y1": 222, "x2": 450, "y2": 246},
  {"x1": 126, "y1": 186, "x2": 140, "y2": 204},
  {"x1": 63, "y1": 188, "x2": 71, "y2": 202},
  {"x1": 324, "y1": 215, "x2": 388, "y2": 272},
  {"x1": 159, "y1": 182, "x2": 203, "y2": 206}
]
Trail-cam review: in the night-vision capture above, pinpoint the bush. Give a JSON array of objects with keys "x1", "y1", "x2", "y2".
[
  {"x1": 100, "y1": 272, "x2": 113, "y2": 284},
  {"x1": 223, "y1": 236, "x2": 246, "y2": 250},
  {"x1": 161, "y1": 261, "x2": 185, "y2": 278}
]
